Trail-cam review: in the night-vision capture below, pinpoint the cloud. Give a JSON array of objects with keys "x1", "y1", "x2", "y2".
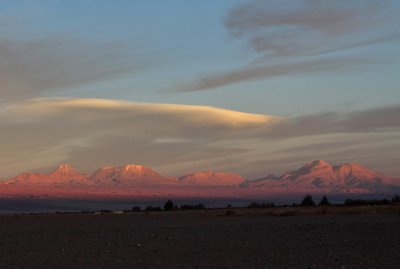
[
  {"x1": 179, "y1": 0, "x2": 399, "y2": 92},
  {"x1": 0, "y1": 98, "x2": 278, "y2": 177},
  {"x1": 0, "y1": 98, "x2": 399, "y2": 179},
  {"x1": 0, "y1": 33, "x2": 147, "y2": 102},
  {"x1": 178, "y1": 57, "x2": 371, "y2": 92},
  {"x1": 225, "y1": 0, "x2": 397, "y2": 56},
  {"x1": 232, "y1": 132, "x2": 400, "y2": 178},
  {"x1": 267, "y1": 105, "x2": 400, "y2": 139}
]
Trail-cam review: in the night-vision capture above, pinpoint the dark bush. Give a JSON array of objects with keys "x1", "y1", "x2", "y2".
[
  {"x1": 180, "y1": 204, "x2": 194, "y2": 210},
  {"x1": 344, "y1": 198, "x2": 355, "y2": 206},
  {"x1": 145, "y1": 205, "x2": 161, "y2": 211},
  {"x1": 100, "y1": 209, "x2": 111, "y2": 213},
  {"x1": 392, "y1": 195, "x2": 400, "y2": 203},
  {"x1": 194, "y1": 203, "x2": 205, "y2": 210},
  {"x1": 163, "y1": 200, "x2": 174, "y2": 211},
  {"x1": 344, "y1": 198, "x2": 391, "y2": 206},
  {"x1": 301, "y1": 195, "x2": 316, "y2": 206},
  {"x1": 180, "y1": 203, "x2": 205, "y2": 210},
  {"x1": 248, "y1": 202, "x2": 265, "y2": 208},
  {"x1": 132, "y1": 206, "x2": 141, "y2": 212},
  {"x1": 248, "y1": 202, "x2": 275, "y2": 208},
  {"x1": 318, "y1": 195, "x2": 330, "y2": 206}
]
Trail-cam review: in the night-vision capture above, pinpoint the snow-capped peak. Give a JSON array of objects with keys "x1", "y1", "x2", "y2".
[
  {"x1": 304, "y1": 160, "x2": 331, "y2": 169},
  {"x1": 50, "y1": 164, "x2": 78, "y2": 175}
]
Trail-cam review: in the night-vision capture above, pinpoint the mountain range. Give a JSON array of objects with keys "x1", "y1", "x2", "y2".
[
  {"x1": 0, "y1": 160, "x2": 399, "y2": 198},
  {"x1": 244, "y1": 160, "x2": 399, "y2": 193}
]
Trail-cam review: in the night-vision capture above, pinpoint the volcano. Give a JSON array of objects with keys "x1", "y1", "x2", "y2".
[
  {"x1": 246, "y1": 160, "x2": 400, "y2": 193},
  {"x1": 0, "y1": 160, "x2": 399, "y2": 198},
  {"x1": 89, "y1": 164, "x2": 175, "y2": 186},
  {"x1": 3, "y1": 164, "x2": 88, "y2": 187}
]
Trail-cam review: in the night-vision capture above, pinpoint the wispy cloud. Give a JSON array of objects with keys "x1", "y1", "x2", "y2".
[
  {"x1": 268, "y1": 105, "x2": 400, "y2": 138},
  {"x1": 0, "y1": 98, "x2": 399, "y2": 178},
  {"x1": 179, "y1": 0, "x2": 399, "y2": 92},
  {"x1": 178, "y1": 57, "x2": 372, "y2": 92},
  {"x1": 225, "y1": 0, "x2": 392, "y2": 55},
  {"x1": 0, "y1": 33, "x2": 148, "y2": 102}
]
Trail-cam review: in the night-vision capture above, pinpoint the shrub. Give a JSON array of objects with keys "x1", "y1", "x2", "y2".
[
  {"x1": 248, "y1": 202, "x2": 265, "y2": 208},
  {"x1": 145, "y1": 205, "x2": 161, "y2": 211},
  {"x1": 180, "y1": 204, "x2": 194, "y2": 210},
  {"x1": 318, "y1": 195, "x2": 330, "y2": 206},
  {"x1": 194, "y1": 203, "x2": 205, "y2": 210},
  {"x1": 392, "y1": 195, "x2": 400, "y2": 203},
  {"x1": 163, "y1": 200, "x2": 174, "y2": 211},
  {"x1": 100, "y1": 209, "x2": 111, "y2": 213},
  {"x1": 180, "y1": 203, "x2": 206, "y2": 210},
  {"x1": 248, "y1": 202, "x2": 276, "y2": 208},
  {"x1": 344, "y1": 198, "x2": 355, "y2": 206},
  {"x1": 301, "y1": 195, "x2": 316, "y2": 206},
  {"x1": 344, "y1": 198, "x2": 390, "y2": 206}
]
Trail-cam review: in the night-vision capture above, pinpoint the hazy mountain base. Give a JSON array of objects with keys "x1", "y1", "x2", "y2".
[{"x1": 0, "y1": 192, "x2": 395, "y2": 214}]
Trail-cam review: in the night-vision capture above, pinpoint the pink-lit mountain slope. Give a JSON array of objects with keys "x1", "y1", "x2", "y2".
[
  {"x1": 245, "y1": 160, "x2": 400, "y2": 193},
  {"x1": 1, "y1": 161, "x2": 398, "y2": 197},
  {"x1": 179, "y1": 171, "x2": 245, "y2": 186},
  {"x1": 3, "y1": 164, "x2": 89, "y2": 187},
  {"x1": 0, "y1": 164, "x2": 246, "y2": 188},
  {"x1": 89, "y1": 164, "x2": 175, "y2": 186}
]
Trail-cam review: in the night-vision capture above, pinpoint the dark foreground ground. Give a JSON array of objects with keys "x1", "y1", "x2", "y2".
[{"x1": 0, "y1": 209, "x2": 399, "y2": 269}]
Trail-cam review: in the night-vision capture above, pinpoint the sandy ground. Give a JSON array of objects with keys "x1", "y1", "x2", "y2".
[{"x1": 0, "y1": 210, "x2": 399, "y2": 269}]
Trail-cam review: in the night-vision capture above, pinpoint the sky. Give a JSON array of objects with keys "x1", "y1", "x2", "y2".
[{"x1": 0, "y1": 0, "x2": 399, "y2": 179}]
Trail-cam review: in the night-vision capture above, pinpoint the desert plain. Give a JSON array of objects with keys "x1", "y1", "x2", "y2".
[{"x1": 0, "y1": 207, "x2": 399, "y2": 269}]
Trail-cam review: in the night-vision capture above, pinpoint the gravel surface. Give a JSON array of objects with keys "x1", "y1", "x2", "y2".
[{"x1": 0, "y1": 212, "x2": 399, "y2": 268}]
